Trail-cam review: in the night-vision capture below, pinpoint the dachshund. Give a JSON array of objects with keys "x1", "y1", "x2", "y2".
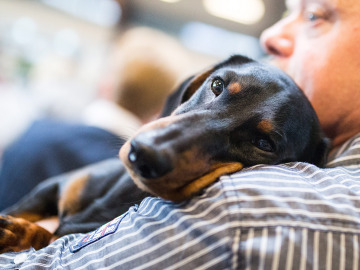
[{"x1": 0, "y1": 55, "x2": 329, "y2": 253}]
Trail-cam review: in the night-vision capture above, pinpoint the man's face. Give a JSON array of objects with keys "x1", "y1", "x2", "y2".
[{"x1": 260, "y1": 0, "x2": 360, "y2": 144}]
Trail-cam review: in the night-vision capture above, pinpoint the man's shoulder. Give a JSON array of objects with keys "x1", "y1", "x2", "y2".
[
  {"x1": 215, "y1": 134, "x2": 360, "y2": 232},
  {"x1": 327, "y1": 133, "x2": 360, "y2": 168}
]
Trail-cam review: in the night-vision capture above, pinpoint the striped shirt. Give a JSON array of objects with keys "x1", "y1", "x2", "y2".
[{"x1": 1, "y1": 134, "x2": 360, "y2": 269}]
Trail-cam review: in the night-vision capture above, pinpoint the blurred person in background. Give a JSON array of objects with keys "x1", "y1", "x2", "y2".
[{"x1": 0, "y1": 27, "x2": 184, "y2": 210}]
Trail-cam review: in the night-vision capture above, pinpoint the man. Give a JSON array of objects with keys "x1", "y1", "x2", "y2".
[
  {"x1": 260, "y1": 0, "x2": 360, "y2": 148},
  {"x1": 1, "y1": 0, "x2": 360, "y2": 268}
]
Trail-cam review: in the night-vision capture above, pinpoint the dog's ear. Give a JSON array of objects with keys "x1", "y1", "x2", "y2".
[
  {"x1": 312, "y1": 137, "x2": 331, "y2": 168},
  {"x1": 179, "y1": 69, "x2": 215, "y2": 104},
  {"x1": 160, "y1": 54, "x2": 254, "y2": 117},
  {"x1": 178, "y1": 55, "x2": 254, "y2": 105},
  {"x1": 160, "y1": 75, "x2": 194, "y2": 117},
  {"x1": 160, "y1": 68, "x2": 214, "y2": 117}
]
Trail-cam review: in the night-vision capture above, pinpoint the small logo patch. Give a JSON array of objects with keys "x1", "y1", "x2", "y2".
[{"x1": 70, "y1": 214, "x2": 126, "y2": 253}]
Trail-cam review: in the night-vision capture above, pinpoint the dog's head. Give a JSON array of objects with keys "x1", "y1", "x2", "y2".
[{"x1": 120, "y1": 55, "x2": 330, "y2": 201}]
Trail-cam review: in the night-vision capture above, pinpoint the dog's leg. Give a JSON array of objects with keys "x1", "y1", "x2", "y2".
[
  {"x1": 0, "y1": 177, "x2": 61, "y2": 253},
  {"x1": 0, "y1": 215, "x2": 53, "y2": 253},
  {"x1": 1, "y1": 176, "x2": 61, "y2": 222},
  {"x1": 55, "y1": 172, "x2": 149, "y2": 236}
]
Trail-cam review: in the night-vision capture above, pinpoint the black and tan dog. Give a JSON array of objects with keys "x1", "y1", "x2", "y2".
[{"x1": 0, "y1": 55, "x2": 329, "y2": 253}]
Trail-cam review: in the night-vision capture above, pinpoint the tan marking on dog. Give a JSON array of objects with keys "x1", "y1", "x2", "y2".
[
  {"x1": 0, "y1": 216, "x2": 53, "y2": 253},
  {"x1": 161, "y1": 149, "x2": 211, "y2": 189},
  {"x1": 182, "y1": 68, "x2": 214, "y2": 101},
  {"x1": 13, "y1": 212, "x2": 44, "y2": 222},
  {"x1": 175, "y1": 162, "x2": 243, "y2": 201},
  {"x1": 228, "y1": 82, "x2": 242, "y2": 94},
  {"x1": 58, "y1": 172, "x2": 89, "y2": 216},
  {"x1": 257, "y1": 120, "x2": 273, "y2": 133}
]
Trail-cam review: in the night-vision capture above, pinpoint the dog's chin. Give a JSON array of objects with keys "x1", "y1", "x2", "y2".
[{"x1": 120, "y1": 140, "x2": 243, "y2": 201}]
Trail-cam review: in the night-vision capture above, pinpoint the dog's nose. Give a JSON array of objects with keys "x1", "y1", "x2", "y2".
[{"x1": 128, "y1": 139, "x2": 173, "y2": 179}]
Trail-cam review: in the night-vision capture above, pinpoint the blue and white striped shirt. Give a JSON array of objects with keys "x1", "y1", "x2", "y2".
[{"x1": 1, "y1": 134, "x2": 360, "y2": 269}]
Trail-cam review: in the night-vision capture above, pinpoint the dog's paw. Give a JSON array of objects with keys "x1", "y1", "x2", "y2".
[{"x1": 0, "y1": 215, "x2": 53, "y2": 253}]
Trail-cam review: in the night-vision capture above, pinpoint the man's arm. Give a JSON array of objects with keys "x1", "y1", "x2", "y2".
[{"x1": 2, "y1": 156, "x2": 360, "y2": 269}]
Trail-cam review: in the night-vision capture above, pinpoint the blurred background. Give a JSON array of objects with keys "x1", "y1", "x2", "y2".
[{"x1": 0, "y1": 0, "x2": 286, "y2": 155}]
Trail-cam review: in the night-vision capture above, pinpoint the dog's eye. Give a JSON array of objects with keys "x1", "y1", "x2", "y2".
[
  {"x1": 252, "y1": 138, "x2": 274, "y2": 152},
  {"x1": 211, "y1": 79, "x2": 224, "y2": 96}
]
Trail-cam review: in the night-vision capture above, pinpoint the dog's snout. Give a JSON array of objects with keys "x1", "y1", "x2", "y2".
[{"x1": 128, "y1": 139, "x2": 173, "y2": 179}]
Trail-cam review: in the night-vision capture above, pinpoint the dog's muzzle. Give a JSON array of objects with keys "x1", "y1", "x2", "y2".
[
  {"x1": 128, "y1": 139, "x2": 173, "y2": 179},
  {"x1": 119, "y1": 115, "x2": 243, "y2": 201}
]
